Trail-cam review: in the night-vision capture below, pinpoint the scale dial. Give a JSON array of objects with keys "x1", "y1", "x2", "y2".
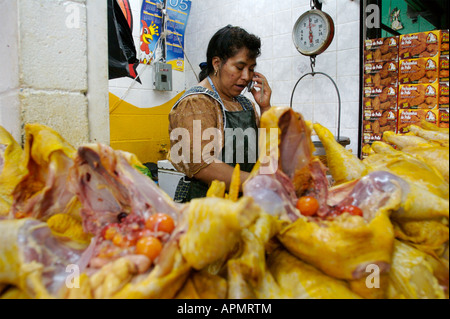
[{"x1": 293, "y1": 9, "x2": 335, "y2": 56}]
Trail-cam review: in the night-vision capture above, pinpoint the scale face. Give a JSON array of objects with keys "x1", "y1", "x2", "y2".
[
  {"x1": 290, "y1": 7, "x2": 344, "y2": 143},
  {"x1": 292, "y1": 9, "x2": 335, "y2": 56}
]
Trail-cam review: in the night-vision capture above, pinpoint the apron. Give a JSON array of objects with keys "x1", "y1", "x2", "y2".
[{"x1": 172, "y1": 77, "x2": 258, "y2": 201}]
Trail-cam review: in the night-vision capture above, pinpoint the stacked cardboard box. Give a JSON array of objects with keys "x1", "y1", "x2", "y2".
[
  {"x1": 362, "y1": 37, "x2": 399, "y2": 157},
  {"x1": 397, "y1": 30, "x2": 446, "y2": 132},
  {"x1": 361, "y1": 30, "x2": 449, "y2": 158},
  {"x1": 439, "y1": 30, "x2": 449, "y2": 127}
]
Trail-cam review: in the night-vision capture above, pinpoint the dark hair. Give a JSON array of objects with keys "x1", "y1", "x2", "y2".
[{"x1": 199, "y1": 25, "x2": 261, "y2": 82}]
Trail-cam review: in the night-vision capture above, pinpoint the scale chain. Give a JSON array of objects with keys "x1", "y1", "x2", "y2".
[{"x1": 310, "y1": 56, "x2": 316, "y2": 73}]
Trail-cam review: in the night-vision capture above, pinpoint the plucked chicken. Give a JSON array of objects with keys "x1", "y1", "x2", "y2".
[
  {"x1": 1, "y1": 115, "x2": 448, "y2": 299},
  {"x1": 0, "y1": 126, "x2": 26, "y2": 216}
]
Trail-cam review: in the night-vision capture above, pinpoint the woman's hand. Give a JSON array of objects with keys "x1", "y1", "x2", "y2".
[
  {"x1": 251, "y1": 72, "x2": 271, "y2": 113},
  {"x1": 194, "y1": 162, "x2": 251, "y2": 193}
]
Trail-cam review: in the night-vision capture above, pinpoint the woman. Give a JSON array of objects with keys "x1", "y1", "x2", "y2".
[{"x1": 169, "y1": 25, "x2": 272, "y2": 202}]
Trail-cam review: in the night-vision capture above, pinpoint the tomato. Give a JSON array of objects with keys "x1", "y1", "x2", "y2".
[
  {"x1": 145, "y1": 213, "x2": 175, "y2": 234},
  {"x1": 112, "y1": 233, "x2": 126, "y2": 247},
  {"x1": 296, "y1": 196, "x2": 320, "y2": 216},
  {"x1": 339, "y1": 205, "x2": 364, "y2": 217},
  {"x1": 135, "y1": 236, "x2": 162, "y2": 260},
  {"x1": 138, "y1": 229, "x2": 153, "y2": 239},
  {"x1": 102, "y1": 223, "x2": 119, "y2": 240}
]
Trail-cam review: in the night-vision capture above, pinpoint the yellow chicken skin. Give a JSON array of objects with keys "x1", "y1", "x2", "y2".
[
  {"x1": 2, "y1": 118, "x2": 449, "y2": 300},
  {"x1": 315, "y1": 124, "x2": 449, "y2": 201},
  {"x1": 313, "y1": 123, "x2": 366, "y2": 186},
  {"x1": 420, "y1": 120, "x2": 449, "y2": 134},
  {"x1": 278, "y1": 173, "x2": 401, "y2": 282},
  {"x1": 371, "y1": 141, "x2": 449, "y2": 184},
  {"x1": 206, "y1": 180, "x2": 226, "y2": 198},
  {"x1": 0, "y1": 126, "x2": 27, "y2": 216},
  {"x1": 408, "y1": 125, "x2": 449, "y2": 146},
  {"x1": 387, "y1": 240, "x2": 447, "y2": 299},
  {"x1": 0, "y1": 218, "x2": 87, "y2": 299},
  {"x1": 224, "y1": 211, "x2": 362, "y2": 299},
  {"x1": 383, "y1": 131, "x2": 438, "y2": 149},
  {"x1": 267, "y1": 248, "x2": 362, "y2": 299},
  {"x1": 226, "y1": 213, "x2": 290, "y2": 299},
  {"x1": 10, "y1": 123, "x2": 80, "y2": 221},
  {"x1": 109, "y1": 197, "x2": 261, "y2": 299},
  {"x1": 363, "y1": 143, "x2": 448, "y2": 252},
  {"x1": 400, "y1": 145, "x2": 449, "y2": 184},
  {"x1": 313, "y1": 125, "x2": 449, "y2": 260},
  {"x1": 175, "y1": 270, "x2": 228, "y2": 299},
  {"x1": 179, "y1": 197, "x2": 261, "y2": 270},
  {"x1": 0, "y1": 286, "x2": 31, "y2": 299},
  {"x1": 46, "y1": 213, "x2": 92, "y2": 245},
  {"x1": 244, "y1": 107, "x2": 327, "y2": 223},
  {"x1": 314, "y1": 124, "x2": 449, "y2": 206},
  {"x1": 364, "y1": 145, "x2": 449, "y2": 200},
  {"x1": 393, "y1": 220, "x2": 449, "y2": 257},
  {"x1": 256, "y1": 107, "x2": 316, "y2": 196}
]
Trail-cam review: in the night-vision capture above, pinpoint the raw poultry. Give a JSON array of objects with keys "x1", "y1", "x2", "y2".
[{"x1": 0, "y1": 106, "x2": 448, "y2": 299}]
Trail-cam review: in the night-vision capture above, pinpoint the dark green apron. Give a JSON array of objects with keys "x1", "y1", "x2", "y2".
[{"x1": 172, "y1": 77, "x2": 258, "y2": 201}]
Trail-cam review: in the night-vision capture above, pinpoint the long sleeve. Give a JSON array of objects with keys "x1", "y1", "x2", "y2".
[
  {"x1": 168, "y1": 93, "x2": 261, "y2": 178},
  {"x1": 168, "y1": 94, "x2": 224, "y2": 178}
]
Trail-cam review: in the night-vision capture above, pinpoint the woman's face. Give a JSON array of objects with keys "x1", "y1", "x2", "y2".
[{"x1": 214, "y1": 48, "x2": 257, "y2": 98}]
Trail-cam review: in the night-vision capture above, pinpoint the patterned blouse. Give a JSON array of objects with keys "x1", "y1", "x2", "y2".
[{"x1": 168, "y1": 93, "x2": 260, "y2": 178}]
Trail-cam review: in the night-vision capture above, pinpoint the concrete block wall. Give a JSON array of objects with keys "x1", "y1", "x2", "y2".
[
  {"x1": 0, "y1": 0, "x2": 21, "y2": 142},
  {"x1": 184, "y1": 0, "x2": 362, "y2": 154},
  {"x1": 1, "y1": 0, "x2": 108, "y2": 148},
  {"x1": 19, "y1": 0, "x2": 89, "y2": 147}
]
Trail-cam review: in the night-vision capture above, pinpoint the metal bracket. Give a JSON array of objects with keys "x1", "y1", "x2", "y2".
[
  {"x1": 290, "y1": 70, "x2": 342, "y2": 141},
  {"x1": 310, "y1": 55, "x2": 316, "y2": 73},
  {"x1": 310, "y1": 0, "x2": 323, "y2": 10}
]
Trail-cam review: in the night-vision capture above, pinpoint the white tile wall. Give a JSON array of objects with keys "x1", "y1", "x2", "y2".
[
  {"x1": 184, "y1": 0, "x2": 362, "y2": 154},
  {"x1": 111, "y1": 1, "x2": 362, "y2": 153}
]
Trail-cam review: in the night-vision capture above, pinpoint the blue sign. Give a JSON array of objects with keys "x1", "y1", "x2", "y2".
[
  {"x1": 139, "y1": 0, "x2": 164, "y2": 65},
  {"x1": 165, "y1": 0, "x2": 191, "y2": 71}
]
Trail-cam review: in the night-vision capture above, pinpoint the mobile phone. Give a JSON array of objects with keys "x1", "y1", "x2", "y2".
[{"x1": 247, "y1": 81, "x2": 255, "y2": 91}]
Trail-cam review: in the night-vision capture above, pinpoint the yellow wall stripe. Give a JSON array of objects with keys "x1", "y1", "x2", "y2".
[{"x1": 109, "y1": 91, "x2": 185, "y2": 164}]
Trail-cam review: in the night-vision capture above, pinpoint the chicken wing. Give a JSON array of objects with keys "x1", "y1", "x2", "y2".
[
  {"x1": 267, "y1": 248, "x2": 361, "y2": 299},
  {"x1": 10, "y1": 124, "x2": 79, "y2": 221},
  {"x1": 313, "y1": 123, "x2": 367, "y2": 185},
  {"x1": 0, "y1": 218, "x2": 90, "y2": 298},
  {"x1": 407, "y1": 125, "x2": 449, "y2": 146},
  {"x1": 0, "y1": 126, "x2": 26, "y2": 216},
  {"x1": 401, "y1": 145, "x2": 449, "y2": 183},
  {"x1": 387, "y1": 240, "x2": 447, "y2": 299}
]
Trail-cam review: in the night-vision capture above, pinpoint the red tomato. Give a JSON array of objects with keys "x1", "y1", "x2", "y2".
[
  {"x1": 296, "y1": 196, "x2": 320, "y2": 216},
  {"x1": 145, "y1": 213, "x2": 175, "y2": 234},
  {"x1": 135, "y1": 236, "x2": 162, "y2": 260},
  {"x1": 340, "y1": 205, "x2": 364, "y2": 217},
  {"x1": 101, "y1": 223, "x2": 119, "y2": 240},
  {"x1": 112, "y1": 233, "x2": 126, "y2": 247},
  {"x1": 138, "y1": 229, "x2": 153, "y2": 239}
]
